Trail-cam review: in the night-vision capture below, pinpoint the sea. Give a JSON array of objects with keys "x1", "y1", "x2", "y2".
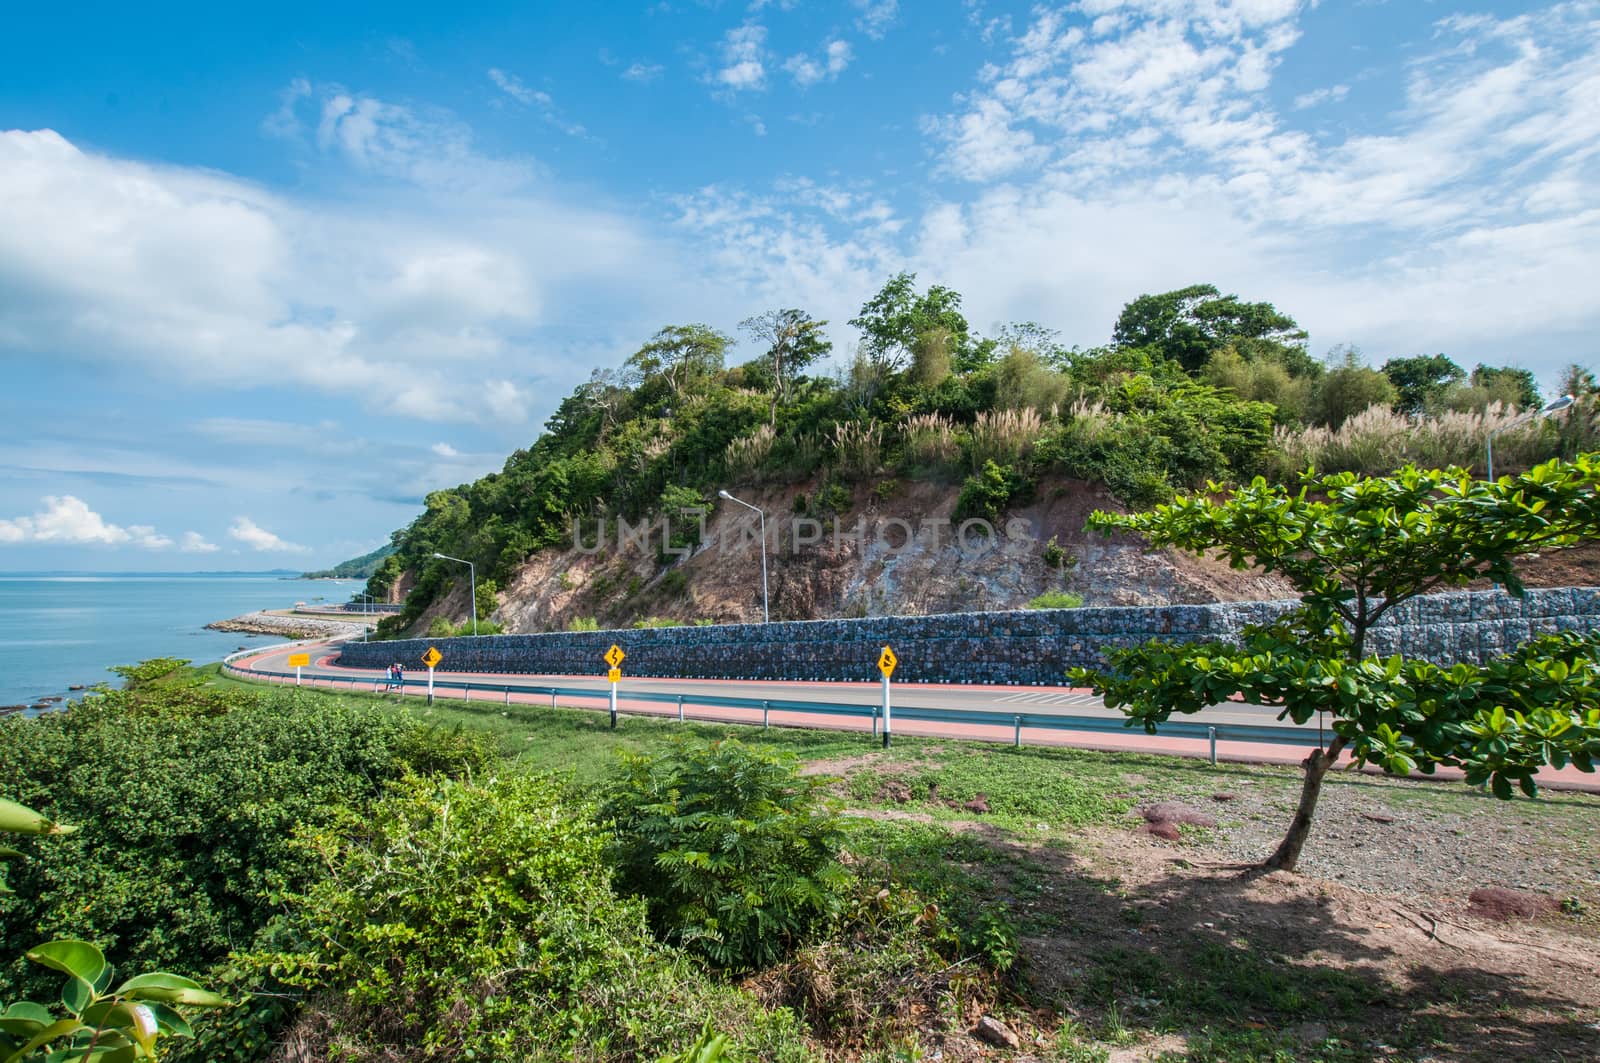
[{"x1": 0, "y1": 573, "x2": 364, "y2": 709}]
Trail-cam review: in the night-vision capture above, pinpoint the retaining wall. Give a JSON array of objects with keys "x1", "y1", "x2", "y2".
[{"x1": 336, "y1": 587, "x2": 1600, "y2": 686}]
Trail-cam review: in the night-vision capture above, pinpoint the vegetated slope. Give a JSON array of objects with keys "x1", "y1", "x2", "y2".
[
  {"x1": 302, "y1": 542, "x2": 396, "y2": 580},
  {"x1": 366, "y1": 275, "x2": 1600, "y2": 636}
]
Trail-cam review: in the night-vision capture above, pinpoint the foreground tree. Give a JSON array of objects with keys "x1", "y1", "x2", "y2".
[{"x1": 1071, "y1": 459, "x2": 1600, "y2": 871}]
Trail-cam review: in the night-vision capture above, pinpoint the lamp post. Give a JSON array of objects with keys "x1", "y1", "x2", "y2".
[
  {"x1": 1486, "y1": 394, "x2": 1574, "y2": 483},
  {"x1": 353, "y1": 593, "x2": 377, "y2": 641},
  {"x1": 717, "y1": 489, "x2": 769, "y2": 624},
  {"x1": 432, "y1": 552, "x2": 477, "y2": 636}
]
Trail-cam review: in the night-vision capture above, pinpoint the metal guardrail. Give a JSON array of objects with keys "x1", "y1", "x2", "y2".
[{"x1": 223, "y1": 659, "x2": 1324, "y2": 756}]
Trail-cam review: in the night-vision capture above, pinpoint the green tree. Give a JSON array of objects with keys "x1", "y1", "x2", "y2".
[
  {"x1": 850, "y1": 272, "x2": 973, "y2": 374},
  {"x1": 1469, "y1": 364, "x2": 1540, "y2": 411},
  {"x1": 626, "y1": 324, "x2": 731, "y2": 399},
  {"x1": 1111, "y1": 284, "x2": 1309, "y2": 375},
  {"x1": 1072, "y1": 459, "x2": 1600, "y2": 872},
  {"x1": 1381, "y1": 354, "x2": 1464, "y2": 416},
  {"x1": 1311, "y1": 345, "x2": 1398, "y2": 428},
  {"x1": 739, "y1": 309, "x2": 832, "y2": 425}
]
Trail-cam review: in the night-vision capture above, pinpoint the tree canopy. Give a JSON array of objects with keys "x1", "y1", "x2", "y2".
[{"x1": 1073, "y1": 458, "x2": 1600, "y2": 870}]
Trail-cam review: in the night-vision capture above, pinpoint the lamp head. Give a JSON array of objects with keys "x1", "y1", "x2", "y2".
[
  {"x1": 717, "y1": 490, "x2": 733, "y2": 500},
  {"x1": 432, "y1": 552, "x2": 445, "y2": 559},
  {"x1": 1542, "y1": 395, "x2": 1576, "y2": 415}
]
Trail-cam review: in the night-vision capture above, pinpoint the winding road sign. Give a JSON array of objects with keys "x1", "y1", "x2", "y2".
[{"x1": 604, "y1": 644, "x2": 625, "y2": 668}]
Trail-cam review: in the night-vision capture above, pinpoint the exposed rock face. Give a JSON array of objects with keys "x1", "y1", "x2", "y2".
[
  {"x1": 207, "y1": 613, "x2": 363, "y2": 639},
  {"x1": 973, "y1": 1016, "x2": 1020, "y2": 1048}
]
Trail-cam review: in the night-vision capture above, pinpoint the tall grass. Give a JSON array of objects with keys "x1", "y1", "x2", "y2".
[
  {"x1": 902, "y1": 412, "x2": 960, "y2": 470},
  {"x1": 968, "y1": 408, "x2": 1045, "y2": 470},
  {"x1": 830, "y1": 419, "x2": 883, "y2": 480},
  {"x1": 1268, "y1": 402, "x2": 1596, "y2": 479},
  {"x1": 723, "y1": 424, "x2": 776, "y2": 483}
]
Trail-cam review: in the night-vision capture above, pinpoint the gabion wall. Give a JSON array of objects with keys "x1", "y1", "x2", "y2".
[{"x1": 336, "y1": 587, "x2": 1600, "y2": 686}]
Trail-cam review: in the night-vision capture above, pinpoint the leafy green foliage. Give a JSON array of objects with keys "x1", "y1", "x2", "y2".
[
  {"x1": 955, "y1": 461, "x2": 1030, "y2": 523},
  {"x1": 1026, "y1": 591, "x2": 1084, "y2": 610},
  {"x1": 1073, "y1": 457, "x2": 1600, "y2": 868},
  {"x1": 260, "y1": 773, "x2": 807, "y2": 1061},
  {"x1": 601, "y1": 739, "x2": 853, "y2": 970},
  {"x1": 1111, "y1": 283, "x2": 1310, "y2": 376},
  {"x1": 0, "y1": 671, "x2": 494, "y2": 1002}
]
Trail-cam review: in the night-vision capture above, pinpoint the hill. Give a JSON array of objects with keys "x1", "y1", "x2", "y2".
[
  {"x1": 366, "y1": 275, "x2": 1595, "y2": 637},
  {"x1": 304, "y1": 543, "x2": 397, "y2": 581}
]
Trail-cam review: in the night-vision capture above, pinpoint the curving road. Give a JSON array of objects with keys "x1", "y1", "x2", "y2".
[{"x1": 226, "y1": 638, "x2": 1600, "y2": 792}]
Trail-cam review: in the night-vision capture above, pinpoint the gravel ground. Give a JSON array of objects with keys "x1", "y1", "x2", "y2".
[{"x1": 1139, "y1": 766, "x2": 1600, "y2": 909}]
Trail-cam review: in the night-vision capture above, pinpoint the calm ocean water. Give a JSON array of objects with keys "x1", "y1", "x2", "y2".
[{"x1": 0, "y1": 574, "x2": 363, "y2": 707}]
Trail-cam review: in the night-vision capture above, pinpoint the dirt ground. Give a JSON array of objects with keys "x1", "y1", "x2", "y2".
[{"x1": 830, "y1": 755, "x2": 1600, "y2": 1063}]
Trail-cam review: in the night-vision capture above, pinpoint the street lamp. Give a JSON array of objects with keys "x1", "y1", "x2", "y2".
[
  {"x1": 717, "y1": 489, "x2": 769, "y2": 624},
  {"x1": 353, "y1": 593, "x2": 377, "y2": 641},
  {"x1": 432, "y1": 552, "x2": 477, "y2": 636},
  {"x1": 1486, "y1": 394, "x2": 1575, "y2": 483}
]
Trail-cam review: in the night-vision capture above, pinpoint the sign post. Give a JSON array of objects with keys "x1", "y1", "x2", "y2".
[
  {"x1": 287, "y1": 652, "x2": 310, "y2": 686},
  {"x1": 421, "y1": 645, "x2": 442, "y2": 704},
  {"x1": 877, "y1": 646, "x2": 897, "y2": 748},
  {"x1": 604, "y1": 644, "x2": 625, "y2": 729}
]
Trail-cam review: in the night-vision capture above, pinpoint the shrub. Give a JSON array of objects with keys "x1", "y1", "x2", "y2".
[
  {"x1": 1041, "y1": 536, "x2": 1074, "y2": 570},
  {"x1": 426, "y1": 615, "x2": 455, "y2": 638},
  {"x1": 0, "y1": 674, "x2": 494, "y2": 1004},
  {"x1": 954, "y1": 460, "x2": 1031, "y2": 523},
  {"x1": 901, "y1": 412, "x2": 959, "y2": 472},
  {"x1": 724, "y1": 423, "x2": 776, "y2": 482},
  {"x1": 568, "y1": 616, "x2": 600, "y2": 632},
  {"x1": 601, "y1": 738, "x2": 852, "y2": 970},
  {"x1": 632, "y1": 616, "x2": 683, "y2": 628},
  {"x1": 1027, "y1": 590, "x2": 1084, "y2": 609},
  {"x1": 830, "y1": 420, "x2": 883, "y2": 480},
  {"x1": 259, "y1": 774, "x2": 809, "y2": 1061}
]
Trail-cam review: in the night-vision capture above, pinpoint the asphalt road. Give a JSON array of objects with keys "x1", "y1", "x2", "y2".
[{"x1": 231, "y1": 637, "x2": 1336, "y2": 763}]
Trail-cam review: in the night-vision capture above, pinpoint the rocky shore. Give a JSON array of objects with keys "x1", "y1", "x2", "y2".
[{"x1": 207, "y1": 612, "x2": 365, "y2": 639}]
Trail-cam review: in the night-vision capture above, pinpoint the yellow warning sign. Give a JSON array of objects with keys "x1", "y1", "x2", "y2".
[
  {"x1": 287, "y1": 652, "x2": 310, "y2": 668},
  {"x1": 877, "y1": 645, "x2": 898, "y2": 678},
  {"x1": 421, "y1": 646, "x2": 442, "y2": 669},
  {"x1": 607, "y1": 667, "x2": 622, "y2": 683},
  {"x1": 604, "y1": 644, "x2": 625, "y2": 668}
]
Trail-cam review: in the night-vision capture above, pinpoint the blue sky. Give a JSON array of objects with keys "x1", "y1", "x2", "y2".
[{"x1": 2, "y1": 0, "x2": 1597, "y2": 570}]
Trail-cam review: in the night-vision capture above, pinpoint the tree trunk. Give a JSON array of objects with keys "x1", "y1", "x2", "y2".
[{"x1": 1263, "y1": 735, "x2": 1347, "y2": 872}]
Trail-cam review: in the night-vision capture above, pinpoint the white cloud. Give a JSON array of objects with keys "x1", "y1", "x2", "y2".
[
  {"x1": 715, "y1": 24, "x2": 769, "y2": 92},
  {"x1": 0, "y1": 100, "x2": 674, "y2": 427},
  {"x1": 431, "y1": 442, "x2": 460, "y2": 458},
  {"x1": 486, "y1": 68, "x2": 588, "y2": 137},
  {"x1": 488, "y1": 67, "x2": 550, "y2": 107},
  {"x1": 180, "y1": 531, "x2": 220, "y2": 553},
  {"x1": 229, "y1": 517, "x2": 308, "y2": 553},
  {"x1": 0, "y1": 496, "x2": 172, "y2": 548},
  {"x1": 784, "y1": 39, "x2": 854, "y2": 87},
  {"x1": 1293, "y1": 83, "x2": 1349, "y2": 109},
  {"x1": 853, "y1": 0, "x2": 899, "y2": 40},
  {"x1": 622, "y1": 61, "x2": 664, "y2": 83}
]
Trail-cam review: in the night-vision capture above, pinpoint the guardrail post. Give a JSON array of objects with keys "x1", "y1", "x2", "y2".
[
  {"x1": 463, "y1": 683, "x2": 470, "y2": 701},
  {"x1": 1208, "y1": 726, "x2": 1217, "y2": 766},
  {"x1": 504, "y1": 688, "x2": 511, "y2": 706},
  {"x1": 1014, "y1": 714, "x2": 1022, "y2": 748},
  {"x1": 677, "y1": 695, "x2": 684, "y2": 723},
  {"x1": 871, "y1": 704, "x2": 878, "y2": 739},
  {"x1": 763, "y1": 700, "x2": 770, "y2": 729},
  {"x1": 551, "y1": 690, "x2": 557, "y2": 711}
]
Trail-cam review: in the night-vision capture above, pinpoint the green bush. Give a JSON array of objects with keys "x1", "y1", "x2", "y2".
[
  {"x1": 601, "y1": 738, "x2": 852, "y2": 970},
  {"x1": 954, "y1": 460, "x2": 1031, "y2": 523},
  {"x1": 568, "y1": 616, "x2": 600, "y2": 631},
  {"x1": 1027, "y1": 590, "x2": 1084, "y2": 610},
  {"x1": 259, "y1": 774, "x2": 809, "y2": 1061},
  {"x1": 0, "y1": 674, "x2": 494, "y2": 1004}
]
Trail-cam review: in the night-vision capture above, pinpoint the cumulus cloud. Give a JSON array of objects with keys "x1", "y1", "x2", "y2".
[
  {"x1": 180, "y1": 531, "x2": 220, "y2": 553},
  {"x1": 0, "y1": 496, "x2": 172, "y2": 548},
  {"x1": 784, "y1": 40, "x2": 854, "y2": 87},
  {"x1": 715, "y1": 24, "x2": 769, "y2": 92},
  {"x1": 853, "y1": 0, "x2": 899, "y2": 40},
  {"x1": 0, "y1": 96, "x2": 672, "y2": 427},
  {"x1": 431, "y1": 442, "x2": 460, "y2": 457},
  {"x1": 229, "y1": 517, "x2": 307, "y2": 553},
  {"x1": 622, "y1": 62, "x2": 664, "y2": 83}
]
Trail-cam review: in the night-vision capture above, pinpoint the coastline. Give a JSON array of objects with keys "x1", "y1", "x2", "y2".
[{"x1": 206, "y1": 611, "x2": 366, "y2": 640}]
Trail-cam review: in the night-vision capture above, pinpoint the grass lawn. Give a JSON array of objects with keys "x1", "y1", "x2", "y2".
[{"x1": 209, "y1": 666, "x2": 1600, "y2": 1062}]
